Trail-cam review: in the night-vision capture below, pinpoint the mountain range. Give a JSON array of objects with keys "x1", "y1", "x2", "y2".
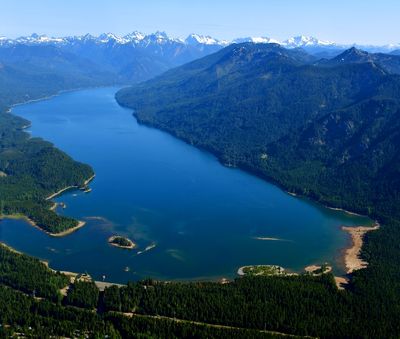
[
  {"x1": 1, "y1": 31, "x2": 398, "y2": 102},
  {"x1": 1, "y1": 32, "x2": 399, "y2": 53},
  {"x1": 0, "y1": 32, "x2": 226, "y2": 86}
]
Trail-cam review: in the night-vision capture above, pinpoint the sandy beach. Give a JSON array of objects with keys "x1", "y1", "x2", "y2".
[
  {"x1": 0, "y1": 242, "x2": 23, "y2": 255},
  {"x1": 48, "y1": 221, "x2": 86, "y2": 237},
  {"x1": 45, "y1": 185, "x2": 77, "y2": 200},
  {"x1": 334, "y1": 276, "x2": 348, "y2": 290},
  {"x1": 45, "y1": 174, "x2": 95, "y2": 201},
  {"x1": 342, "y1": 223, "x2": 380, "y2": 273},
  {"x1": 304, "y1": 264, "x2": 332, "y2": 274},
  {"x1": 327, "y1": 206, "x2": 363, "y2": 217},
  {"x1": 83, "y1": 174, "x2": 96, "y2": 186},
  {"x1": 46, "y1": 186, "x2": 78, "y2": 200}
]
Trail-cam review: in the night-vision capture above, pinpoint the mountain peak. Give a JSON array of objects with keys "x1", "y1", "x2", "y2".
[
  {"x1": 282, "y1": 35, "x2": 334, "y2": 48},
  {"x1": 97, "y1": 33, "x2": 129, "y2": 44},
  {"x1": 185, "y1": 34, "x2": 220, "y2": 45},
  {"x1": 343, "y1": 46, "x2": 368, "y2": 55},
  {"x1": 333, "y1": 47, "x2": 372, "y2": 63},
  {"x1": 123, "y1": 31, "x2": 146, "y2": 43}
]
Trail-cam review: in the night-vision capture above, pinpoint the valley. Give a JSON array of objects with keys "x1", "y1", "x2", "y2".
[{"x1": 0, "y1": 28, "x2": 399, "y2": 337}]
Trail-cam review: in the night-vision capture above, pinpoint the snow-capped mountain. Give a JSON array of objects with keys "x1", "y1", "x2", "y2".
[
  {"x1": 281, "y1": 35, "x2": 335, "y2": 48},
  {"x1": 0, "y1": 32, "x2": 225, "y2": 84},
  {"x1": 0, "y1": 32, "x2": 398, "y2": 84},
  {"x1": 0, "y1": 32, "x2": 228, "y2": 49},
  {"x1": 123, "y1": 31, "x2": 146, "y2": 44},
  {"x1": 0, "y1": 32, "x2": 398, "y2": 53},
  {"x1": 232, "y1": 36, "x2": 280, "y2": 44},
  {"x1": 185, "y1": 34, "x2": 227, "y2": 46}
]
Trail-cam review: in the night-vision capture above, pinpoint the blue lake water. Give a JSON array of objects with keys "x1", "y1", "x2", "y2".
[{"x1": 0, "y1": 87, "x2": 372, "y2": 283}]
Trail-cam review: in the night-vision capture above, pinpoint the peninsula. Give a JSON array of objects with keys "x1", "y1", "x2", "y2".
[{"x1": 342, "y1": 223, "x2": 380, "y2": 273}]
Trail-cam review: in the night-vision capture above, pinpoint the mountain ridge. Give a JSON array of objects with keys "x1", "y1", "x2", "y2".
[{"x1": 116, "y1": 42, "x2": 400, "y2": 221}]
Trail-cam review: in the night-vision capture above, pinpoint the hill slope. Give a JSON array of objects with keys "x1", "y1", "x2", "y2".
[{"x1": 116, "y1": 43, "x2": 400, "y2": 219}]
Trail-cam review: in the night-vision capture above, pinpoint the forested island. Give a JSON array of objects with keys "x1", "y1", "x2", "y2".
[
  {"x1": 238, "y1": 265, "x2": 285, "y2": 276},
  {"x1": 108, "y1": 235, "x2": 136, "y2": 249}
]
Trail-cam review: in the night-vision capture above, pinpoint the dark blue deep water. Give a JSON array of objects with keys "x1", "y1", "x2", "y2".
[{"x1": 0, "y1": 87, "x2": 372, "y2": 283}]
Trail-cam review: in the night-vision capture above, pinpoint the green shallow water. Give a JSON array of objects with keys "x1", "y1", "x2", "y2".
[{"x1": 0, "y1": 87, "x2": 373, "y2": 283}]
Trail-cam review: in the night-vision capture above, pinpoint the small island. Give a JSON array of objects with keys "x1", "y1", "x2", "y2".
[
  {"x1": 108, "y1": 236, "x2": 136, "y2": 249},
  {"x1": 237, "y1": 265, "x2": 285, "y2": 276}
]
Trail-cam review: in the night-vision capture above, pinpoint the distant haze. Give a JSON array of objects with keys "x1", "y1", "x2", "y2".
[{"x1": 1, "y1": 0, "x2": 399, "y2": 45}]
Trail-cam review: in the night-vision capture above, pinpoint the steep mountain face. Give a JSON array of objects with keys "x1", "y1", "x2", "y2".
[
  {"x1": 264, "y1": 97, "x2": 400, "y2": 218},
  {"x1": 116, "y1": 43, "x2": 400, "y2": 220},
  {"x1": 117, "y1": 43, "x2": 389, "y2": 147}
]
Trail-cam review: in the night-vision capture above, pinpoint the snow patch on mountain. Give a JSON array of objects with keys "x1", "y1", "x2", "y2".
[
  {"x1": 233, "y1": 37, "x2": 280, "y2": 44},
  {"x1": 282, "y1": 35, "x2": 335, "y2": 48},
  {"x1": 186, "y1": 34, "x2": 223, "y2": 45}
]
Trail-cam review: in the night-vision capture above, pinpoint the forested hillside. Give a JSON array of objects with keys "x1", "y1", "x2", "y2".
[
  {"x1": 116, "y1": 43, "x2": 400, "y2": 220},
  {"x1": 116, "y1": 43, "x2": 400, "y2": 337},
  {"x1": 0, "y1": 243, "x2": 299, "y2": 338},
  {"x1": 0, "y1": 46, "x2": 99, "y2": 233},
  {"x1": 316, "y1": 47, "x2": 400, "y2": 74}
]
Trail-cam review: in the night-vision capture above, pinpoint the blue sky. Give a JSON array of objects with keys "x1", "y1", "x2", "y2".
[{"x1": 1, "y1": 0, "x2": 399, "y2": 45}]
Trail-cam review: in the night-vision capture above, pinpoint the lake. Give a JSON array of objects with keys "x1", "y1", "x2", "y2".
[{"x1": 0, "y1": 87, "x2": 373, "y2": 283}]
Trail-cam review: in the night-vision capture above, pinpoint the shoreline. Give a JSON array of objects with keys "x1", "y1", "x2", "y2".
[
  {"x1": 0, "y1": 170, "x2": 94, "y2": 237},
  {"x1": 6, "y1": 85, "x2": 125, "y2": 113},
  {"x1": 1, "y1": 214, "x2": 86, "y2": 237},
  {"x1": 83, "y1": 174, "x2": 96, "y2": 186},
  {"x1": 304, "y1": 264, "x2": 332, "y2": 274},
  {"x1": 46, "y1": 185, "x2": 77, "y2": 200},
  {"x1": 341, "y1": 223, "x2": 380, "y2": 273},
  {"x1": 130, "y1": 112, "x2": 372, "y2": 222},
  {"x1": 0, "y1": 90, "x2": 100, "y2": 244},
  {"x1": 48, "y1": 221, "x2": 86, "y2": 237},
  {"x1": 41, "y1": 257, "x2": 124, "y2": 292},
  {"x1": 237, "y1": 265, "x2": 285, "y2": 276},
  {"x1": 326, "y1": 206, "x2": 364, "y2": 217},
  {"x1": 45, "y1": 174, "x2": 95, "y2": 201}
]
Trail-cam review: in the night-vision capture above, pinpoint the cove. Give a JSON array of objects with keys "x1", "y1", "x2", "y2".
[{"x1": 0, "y1": 87, "x2": 373, "y2": 283}]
